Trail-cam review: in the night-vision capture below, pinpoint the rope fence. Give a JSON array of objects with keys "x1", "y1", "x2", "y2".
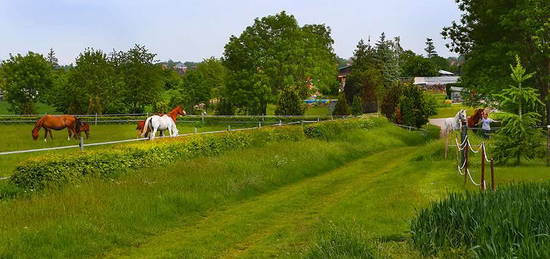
[{"x1": 453, "y1": 134, "x2": 495, "y2": 191}]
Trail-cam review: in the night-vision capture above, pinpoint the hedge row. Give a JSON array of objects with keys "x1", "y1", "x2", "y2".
[
  {"x1": 10, "y1": 126, "x2": 304, "y2": 190},
  {"x1": 9, "y1": 117, "x2": 389, "y2": 190}
]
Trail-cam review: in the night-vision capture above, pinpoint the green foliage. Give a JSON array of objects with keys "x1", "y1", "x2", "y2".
[
  {"x1": 0, "y1": 52, "x2": 53, "y2": 114},
  {"x1": 10, "y1": 126, "x2": 305, "y2": 190},
  {"x1": 113, "y1": 44, "x2": 164, "y2": 113},
  {"x1": 345, "y1": 39, "x2": 384, "y2": 113},
  {"x1": 443, "y1": 0, "x2": 549, "y2": 123},
  {"x1": 303, "y1": 118, "x2": 379, "y2": 140},
  {"x1": 411, "y1": 183, "x2": 550, "y2": 258},
  {"x1": 424, "y1": 38, "x2": 437, "y2": 58},
  {"x1": 382, "y1": 83, "x2": 436, "y2": 127},
  {"x1": 493, "y1": 57, "x2": 544, "y2": 164},
  {"x1": 215, "y1": 98, "x2": 235, "y2": 115},
  {"x1": 275, "y1": 86, "x2": 305, "y2": 115},
  {"x1": 305, "y1": 221, "x2": 376, "y2": 258},
  {"x1": 380, "y1": 83, "x2": 403, "y2": 122},
  {"x1": 374, "y1": 33, "x2": 402, "y2": 85},
  {"x1": 400, "y1": 50, "x2": 438, "y2": 77},
  {"x1": 57, "y1": 48, "x2": 123, "y2": 114},
  {"x1": 351, "y1": 95, "x2": 363, "y2": 115},
  {"x1": 332, "y1": 93, "x2": 351, "y2": 116},
  {"x1": 222, "y1": 11, "x2": 337, "y2": 114}
]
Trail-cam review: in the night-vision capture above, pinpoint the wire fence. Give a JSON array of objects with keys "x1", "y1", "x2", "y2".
[{"x1": 0, "y1": 120, "x2": 319, "y2": 157}]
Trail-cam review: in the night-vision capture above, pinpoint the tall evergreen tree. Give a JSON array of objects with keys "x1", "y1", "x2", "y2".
[{"x1": 424, "y1": 38, "x2": 437, "y2": 58}]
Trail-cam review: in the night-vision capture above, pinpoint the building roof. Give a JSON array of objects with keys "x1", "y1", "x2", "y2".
[
  {"x1": 413, "y1": 76, "x2": 460, "y2": 85},
  {"x1": 438, "y1": 70, "x2": 455, "y2": 76}
]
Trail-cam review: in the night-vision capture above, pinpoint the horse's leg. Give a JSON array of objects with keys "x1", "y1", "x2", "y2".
[
  {"x1": 151, "y1": 127, "x2": 157, "y2": 140},
  {"x1": 43, "y1": 128, "x2": 48, "y2": 142},
  {"x1": 67, "y1": 128, "x2": 72, "y2": 140}
]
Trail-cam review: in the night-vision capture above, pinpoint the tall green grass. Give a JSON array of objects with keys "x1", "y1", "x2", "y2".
[
  {"x1": 0, "y1": 124, "x2": 426, "y2": 258},
  {"x1": 411, "y1": 182, "x2": 550, "y2": 258},
  {"x1": 305, "y1": 221, "x2": 376, "y2": 258}
]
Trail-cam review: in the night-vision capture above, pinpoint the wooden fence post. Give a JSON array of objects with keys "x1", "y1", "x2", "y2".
[
  {"x1": 490, "y1": 158, "x2": 495, "y2": 191},
  {"x1": 481, "y1": 144, "x2": 486, "y2": 191},
  {"x1": 460, "y1": 119, "x2": 468, "y2": 165},
  {"x1": 79, "y1": 136, "x2": 84, "y2": 151}
]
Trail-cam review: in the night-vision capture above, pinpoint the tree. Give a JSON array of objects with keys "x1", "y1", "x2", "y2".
[
  {"x1": 375, "y1": 33, "x2": 402, "y2": 86},
  {"x1": 345, "y1": 39, "x2": 384, "y2": 113},
  {"x1": 59, "y1": 48, "x2": 123, "y2": 114},
  {"x1": 275, "y1": 86, "x2": 305, "y2": 115},
  {"x1": 223, "y1": 11, "x2": 337, "y2": 114},
  {"x1": 113, "y1": 44, "x2": 163, "y2": 113},
  {"x1": 351, "y1": 95, "x2": 363, "y2": 115},
  {"x1": 381, "y1": 83, "x2": 403, "y2": 122},
  {"x1": 493, "y1": 56, "x2": 544, "y2": 165},
  {"x1": 424, "y1": 38, "x2": 437, "y2": 58},
  {"x1": 398, "y1": 84, "x2": 436, "y2": 128},
  {"x1": 400, "y1": 51, "x2": 438, "y2": 77},
  {"x1": 0, "y1": 52, "x2": 53, "y2": 114},
  {"x1": 46, "y1": 48, "x2": 59, "y2": 68},
  {"x1": 332, "y1": 93, "x2": 351, "y2": 116},
  {"x1": 443, "y1": 0, "x2": 549, "y2": 124}
]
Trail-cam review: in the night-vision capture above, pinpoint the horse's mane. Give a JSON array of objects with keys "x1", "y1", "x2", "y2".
[{"x1": 33, "y1": 116, "x2": 45, "y2": 130}]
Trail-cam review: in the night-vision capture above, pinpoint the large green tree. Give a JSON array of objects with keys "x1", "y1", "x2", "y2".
[
  {"x1": 223, "y1": 11, "x2": 337, "y2": 114},
  {"x1": 113, "y1": 44, "x2": 163, "y2": 113},
  {"x1": 58, "y1": 48, "x2": 123, "y2": 114},
  {"x1": 0, "y1": 52, "x2": 53, "y2": 114},
  {"x1": 443, "y1": 0, "x2": 549, "y2": 123},
  {"x1": 400, "y1": 50, "x2": 438, "y2": 77}
]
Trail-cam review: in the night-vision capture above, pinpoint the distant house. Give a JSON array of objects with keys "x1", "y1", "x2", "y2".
[
  {"x1": 337, "y1": 65, "x2": 352, "y2": 92},
  {"x1": 449, "y1": 86, "x2": 464, "y2": 102}
]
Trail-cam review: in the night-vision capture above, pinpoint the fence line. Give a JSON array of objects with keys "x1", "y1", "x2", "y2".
[{"x1": 0, "y1": 120, "x2": 314, "y2": 156}]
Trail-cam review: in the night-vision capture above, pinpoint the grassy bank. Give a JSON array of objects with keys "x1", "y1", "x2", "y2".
[{"x1": 0, "y1": 123, "x2": 426, "y2": 258}]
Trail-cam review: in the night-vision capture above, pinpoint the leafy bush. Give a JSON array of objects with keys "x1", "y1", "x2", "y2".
[
  {"x1": 398, "y1": 84, "x2": 436, "y2": 128},
  {"x1": 332, "y1": 93, "x2": 351, "y2": 116},
  {"x1": 411, "y1": 183, "x2": 550, "y2": 258},
  {"x1": 351, "y1": 95, "x2": 363, "y2": 115},
  {"x1": 275, "y1": 86, "x2": 306, "y2": 115},
  {"x1": 10, "y1": 126, "x2": 304, "y2": 190},
  {"x1": 10, "y1": 118, "x2": 389, "y2": 190}
]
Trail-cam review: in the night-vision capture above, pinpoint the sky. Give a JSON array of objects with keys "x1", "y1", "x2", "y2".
[{"x1": 0, "y1": 0, "x2": 462, "y2": 65}]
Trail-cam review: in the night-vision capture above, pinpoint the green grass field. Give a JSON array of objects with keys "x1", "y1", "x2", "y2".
[{"x1": 0, "y1": 119, "x2": 548, "y2": 258}]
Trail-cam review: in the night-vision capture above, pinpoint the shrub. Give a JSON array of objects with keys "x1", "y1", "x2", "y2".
[
  {"x1": 332, "y1": 93, "x2": 351, "y2": 116},
  {"x1": 351, "y1": 95, "x2": 363, "y2": 115},
  {"x1": 275, "y1": 86, "x2": 306, "y2": 115},
  {"x1": 10, "y1": 126, "x2": 304, "y2": 190},
  {"x1": 399, "y1": 84, "x2": 436, "y2": 128},
  {"x1": 411, "y1": 183, "x2": 550, "y2": 258}
]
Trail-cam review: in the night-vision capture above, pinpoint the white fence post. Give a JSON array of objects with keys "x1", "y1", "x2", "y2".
[{"x1": 79, "y1": 136, "x2": 84, "y2": 151}]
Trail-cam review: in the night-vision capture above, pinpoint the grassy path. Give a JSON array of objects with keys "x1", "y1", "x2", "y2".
[{"x1": 105, "y1": 146, "x2": 448, "y2": 258}]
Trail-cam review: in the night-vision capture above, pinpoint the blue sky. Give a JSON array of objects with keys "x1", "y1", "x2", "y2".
[{"x1": 0, "y1": 0, "x2": 461, "y2": 64}]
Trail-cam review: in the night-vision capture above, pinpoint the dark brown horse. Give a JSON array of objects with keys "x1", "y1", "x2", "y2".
[
  {"x1": 467, "y1": 108, "x2": 485, "y2": 128},
  {"x1": 32, "y1": 115, "x2": 82, "y2": 141}
]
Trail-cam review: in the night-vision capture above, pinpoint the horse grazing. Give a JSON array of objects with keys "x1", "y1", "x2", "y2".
[
  {"x1": 78, "y1": 122, "x2": 90, "y2": 139},
  {"x1": 443, "y1": 109, "x2": 466, "y2": 136},
  {"x1": 467, "y1": 108, "x2": 485, "y2": 128},
  {"x1": 32, "y1": 115, "x2": 82, "y2": 142},
  {"x1": 141, "y1": 106, "x2": 186, "y2": 139},
  {"x1": 140, "y1": 106, "x2": 187, "y2": 137}
]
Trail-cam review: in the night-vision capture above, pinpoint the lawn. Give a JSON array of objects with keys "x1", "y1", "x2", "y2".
[{"x1": 0, "y1": 121, "x2": 548, "y2": 258}]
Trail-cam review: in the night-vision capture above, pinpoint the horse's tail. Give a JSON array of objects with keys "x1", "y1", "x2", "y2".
[{"x1": 141, "y1": 117, "x2": 151, "y2": 137}]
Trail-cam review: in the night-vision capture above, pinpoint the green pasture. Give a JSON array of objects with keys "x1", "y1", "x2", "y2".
[
  {"x1": 0, "y1": 119, "x2": 548, "y2": 258},
  {"x1": 0, "y1": 122, "x2": 249, "y2": 176}
]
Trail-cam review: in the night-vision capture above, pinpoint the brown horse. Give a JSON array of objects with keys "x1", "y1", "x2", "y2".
[
  {"x1": 78, "y1": 122, "x2": 90, "y2": 139},
  {"x1": 140, "y1": 106, "x2": 186, "y2": 137},
  {"x1": 32, "y1": 115, "x2": 82, "y2": 141},
  {"x1": 467, "y1": 108, "x2": 485, "y2": 128}
]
